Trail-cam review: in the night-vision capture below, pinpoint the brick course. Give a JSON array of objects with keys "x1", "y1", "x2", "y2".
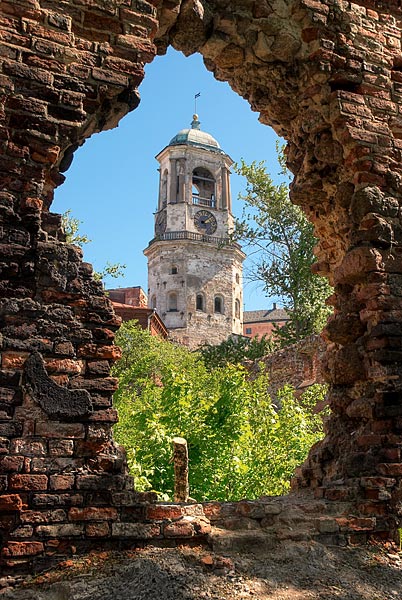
[{"x1": 0, "y1": 0, "x2": 402, "y2": 579}]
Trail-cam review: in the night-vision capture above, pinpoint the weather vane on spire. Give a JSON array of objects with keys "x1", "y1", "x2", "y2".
[{"x1": 194, "y1": 92, "x2": 201, "y2": 114}]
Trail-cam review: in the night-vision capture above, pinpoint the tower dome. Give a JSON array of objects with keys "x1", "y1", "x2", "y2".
[{"x1": 168, "y1": 114, "x2": 222, "y2": 152}]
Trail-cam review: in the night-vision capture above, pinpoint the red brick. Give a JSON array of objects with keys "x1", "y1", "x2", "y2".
[
  {"x1": 377, "y1": 463, "x2": 402, "y2": 476},
  {"x1": 86, "y1": 522, "x2": 110, "y2": 537},
  {"x1": 49, "y1": 475, "x2": 75, "y2": 491},
  {"x1": 336, "y1": 517, "x2": 376, "y2": 532},
  {"x1": 146, "y1": 504, "x2": 183, "y2": 521},
  {"x1": 10, "y1": 474, "x2": 48, "y2": 491},
  {"x1": 0, "y1": 494, "x2": 23, "y2": 511},
  {"x1": 2, "y1": 541, "x2": 44, "y2": 557},
  {"x1": 324, "y1": 488, "x2": 351, "y2": 501},
  {"x1": 357, "y1": 502, "x2": 387, "y2": 516},
  {"x1": 20, "y1": 508, "x2": 67, "y2": 524},
  {"x1": 82, "y1": 11, "x2": 122, "y2": 33},
  {"x1": 87, "y1": 408, "x2": 118, "y2": 423},
  {"x1": 35, "y1": 422, "x2": 85, "y2": 439},
  {"x1": 0, "y1": 455, "x2": 24, "y2": 471},
  {"x1": 91, "y1": 67, "x2": 128, "y2": 87},
  {"x1": 1, "y1": 351, "x2": 28, "y2": 369},
  {"x1": 27, "y1": 23, "x2": 73, "y2": 45},
  {"x1": 44, "y1": 358, "x2": 85, "y2": 375},
  {"x1": 77, "y1": 344, "x2": 122, "y2": 360},
  {"x1": 68, "y1": 507, "x2": 118, "y2": 521},
  {"x1": 163, "y1": 519, "x2": 195, "y2": 538}
]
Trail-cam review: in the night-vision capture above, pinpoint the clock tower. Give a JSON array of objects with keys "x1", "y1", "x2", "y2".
[{"x1": 144, "y1": 115, "x2": 245, "y2": 348}]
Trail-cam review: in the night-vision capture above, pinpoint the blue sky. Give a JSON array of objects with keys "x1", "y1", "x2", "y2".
[{"x1": 54, "y1": 47, "x2": 283, "y2": 311}]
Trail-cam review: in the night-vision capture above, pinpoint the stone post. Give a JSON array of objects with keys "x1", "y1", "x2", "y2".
[{"x1": 173, "y1": 437, "x2": 189, "y2": 502}]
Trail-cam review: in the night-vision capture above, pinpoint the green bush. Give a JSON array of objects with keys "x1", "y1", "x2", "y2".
[{"x1": 112, "y1": 321, "x2": 327, "y2": 501}]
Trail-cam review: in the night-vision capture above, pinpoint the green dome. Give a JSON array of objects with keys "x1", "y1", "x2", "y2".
[{"x1": 169, "y1": 115, "x2": 221, "y2": 151}]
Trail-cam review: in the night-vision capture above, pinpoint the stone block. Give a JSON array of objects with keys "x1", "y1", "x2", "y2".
[
  {"x1": 36, "y1": 523, "x2": 84, "y2": 537},
  {"x1": 316, "y1": 517, "x2": 340, "y2": 533},
  {"x1": 12, "y1": 525, "x2": 34, "y2": 538},
  {"x1": 111, "y1": 522, "x2": 160, "y2": 538},
  {"x1": 49, "y1": 440, "x2": 74, "y2": 456}
]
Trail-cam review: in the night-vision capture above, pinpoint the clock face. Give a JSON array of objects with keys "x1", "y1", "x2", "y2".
[
  {"x1": 194, "y1": 210, "x2": 217, "y2": 235},
  {"x1": 155, "y1": 210, "x2": 167, "y2": 235}
]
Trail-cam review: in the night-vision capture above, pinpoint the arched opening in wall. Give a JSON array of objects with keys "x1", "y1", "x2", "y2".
[
  {"x1": 214, "y1": 295, "x2": 224, "y2": 314},
  {"x1": 192, "y1": 167, "x2": 216, "y2": 208},
  {"x1": 196, "y1": 293, "x2": 205, "y2": 312},
  {"x1": 53, "y1": 48, "x2": 329, "y2": 504}
]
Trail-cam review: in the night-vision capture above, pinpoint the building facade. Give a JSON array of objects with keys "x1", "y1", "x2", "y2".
[
  {"x1": 144, "y1": 115, "x2": 245, "y2": 348},
  {"x1": 107, "y1": 287, "x2": 168, "y2": 339},
  {"x1": 243, "y1": 304, "x2": 290, "y2": 339}
]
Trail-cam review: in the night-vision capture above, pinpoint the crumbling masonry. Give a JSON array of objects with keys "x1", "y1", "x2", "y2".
[{"x1": 1, "y1": 0, "x2": 402, "y2": 575}]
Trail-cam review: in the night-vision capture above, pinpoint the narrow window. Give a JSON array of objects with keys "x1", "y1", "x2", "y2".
[
  {"x1": 168, "y1": 292, "x2": 178, "y2": 312},
  {"x1": 196, "y1": 294, "x2": 204, "y2": 311},
  {"x1": 151, "y1": 295, "x2": 156, "y2": 309},
  {"x1": 235, "y1": 299, "x2": 240, "y2": 319},
  {"x1": 214, "y1": 296, "x2": 223, "y2": 314},
  {"x1": 171, "y1": 266, "x2": 178, "y2": 275}
]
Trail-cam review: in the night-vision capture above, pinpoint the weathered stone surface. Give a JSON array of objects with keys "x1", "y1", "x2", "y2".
[{"x1": 23, "y1": 351, "x2": 93, "y2": 420}]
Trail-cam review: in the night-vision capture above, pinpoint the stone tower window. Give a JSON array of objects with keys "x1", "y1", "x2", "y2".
[
  {"x1": 192, "y1": 167, "x2": 216, "y2": 208},
  {"x1": 171, "y1": 265, "x2": 178, "y2": 274},
  {"x1": 168, "y1": 292, "x2": 178, "y2": 312},
  {"x1": 151, "y1": 295, "x2": 156, "y2": 309},
  {"x1": 196, "y1": 293, "x2": 205, "y2": 311},
  {"x1": 235, "y1": 273, "x2": 240, "y2": 284},
  {"x1": 235, "y1": 299, "x2": 240, "y2": 319},
  {"x1": 214, "y1": 295, "x2": 224, "y2": 314}
]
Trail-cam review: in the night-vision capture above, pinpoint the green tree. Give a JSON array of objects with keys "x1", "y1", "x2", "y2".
[
  {"x1": 199, "y1": 334, "x2": 274, "y2": 369},
  {"x1": 234, "y1": 159, "x2": 332, "y2": 346},
  {"x1": 61, "y1": 209, "x2": 126, "y2": 284},
  {"x1": 112, "y1": 321, "x2": 327, "y2": 501}
]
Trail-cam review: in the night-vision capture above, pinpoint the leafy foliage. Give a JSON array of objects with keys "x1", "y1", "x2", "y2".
[
  {"x1": 199, "y1": 334, "x2": 274, "y2": 369},
  {"x1": 113, "y1": 321, "x2": 327, "y2": 501},
  {"x1": 233, "y1": 159, "x2": 333, "y2": 346},
  {"x1": 61, "y1": 209, "x2": 91, "y2": 248},
  {"x1": 61, "y1": 209, "x2": 126, "y2": 283}
]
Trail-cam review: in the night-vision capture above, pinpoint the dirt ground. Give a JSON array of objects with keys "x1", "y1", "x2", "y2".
[{"x1": 3, "y1": 538, "x2": 402, "y2": 600}]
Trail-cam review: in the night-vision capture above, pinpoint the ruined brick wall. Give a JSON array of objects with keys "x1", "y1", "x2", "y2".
[
  {"x1": 1, "y1": 0, "x2": 402, "y2": 575},
  {"x1": 256, "y1": 334, "x2": 326, "y2": 400}
]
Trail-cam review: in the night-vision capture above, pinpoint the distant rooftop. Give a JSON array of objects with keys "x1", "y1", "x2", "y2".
[{"x1": 243, "y1": 304, "x2": 289, "y2": 324}]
